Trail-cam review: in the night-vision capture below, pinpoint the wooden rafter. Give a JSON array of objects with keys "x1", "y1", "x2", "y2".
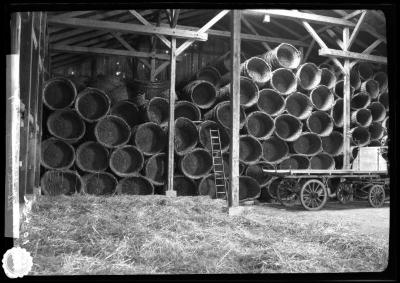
[
  {"x1": 333, "y1": 10, "x2": 386, "y2": 44},
  {"x1": 246, "y1": 9, "x2": 356, "y2": 27},
  {"x1": 111, "y1": 32, "x2": 151, "y2": 69},
  {"x1": 129, "y1": 9, "x2": 171, "y2": 48},
  {"x1": 319, "y1": 48, "x2": 387, "y2": 64},
  {"x1": 241, "y1": 17, "x2": 272, "y2": 51},
  {"x1": 301, "y1": 20, "x2": 345, "y2": 73},
  {"x1": 155, "y1": 22, "x2": 308, "y2": 47},
  {"x1": 176, "y1": 10, "x2": 229, "y2": 56},
  {"x1": 349, "y1": 39, "x2": 383, "y2": 68},
  {"x1": 48, "y1": 17, "x2": 208, "y2": 41},
  {"x1": 299, "y1": 10, "x2": 364, "y2": 41},
  {"x1": 50, "y1": 44, "x2": 175, "y2": 61},
  {"x1": 347, "y1": 10, "x2": 368, "y2": 50}
]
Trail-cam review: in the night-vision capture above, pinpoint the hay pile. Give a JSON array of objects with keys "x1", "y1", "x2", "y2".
[{"x1": 17, "y1": 195, "x2": 388, "y2": 275}]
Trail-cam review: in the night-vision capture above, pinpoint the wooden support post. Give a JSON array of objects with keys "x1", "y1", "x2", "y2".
[
  {"x1": 6, "y1": 12, "x2": 21, "y2": 238},
  {"x1": 228, "y1": 10, "x2": 241, "y2": 212},
  {"x1": 166, "y1": 37, "x2": 177, "y2": 197},
  {"x1": 342, "y1": 27, "x2": 351, "y2": 169}
]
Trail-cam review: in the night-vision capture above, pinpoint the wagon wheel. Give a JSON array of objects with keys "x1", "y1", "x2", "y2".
[
  {"x1": 277, "y1": 179, "x2": 299, "y2": 207},
  {"x1": 300, "y1": 179, "x2": 328, "y2": 211},
  {"x1": 336, "y1": 183, "x2": 353, "y2": 204},
  {"x1": 368, "y1": 184, "x2": 385, "y2": 208}
]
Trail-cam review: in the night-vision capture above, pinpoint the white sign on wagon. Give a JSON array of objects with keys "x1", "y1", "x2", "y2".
[{"x1": 352, "y1": 147, "x2": 388, "y2": 172}]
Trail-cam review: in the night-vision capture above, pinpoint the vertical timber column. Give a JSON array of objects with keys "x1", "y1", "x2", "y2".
[
  {"x1": 166, "y1": 37, "x2": 177, "y2": 197},
  {"x1": 342, "y1": 27, "x2": 351, "y2": 169},
  {"x1": 5, "y1": 12, "x2": 21, "y2": 238},
  {"x1": 228, "y1": 10, "x2": 241, "y2": 209}
]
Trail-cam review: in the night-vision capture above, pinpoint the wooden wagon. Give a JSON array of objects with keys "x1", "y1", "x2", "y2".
[{"x1": 262, "y1": 147, "x2": 389, "y2": 211}]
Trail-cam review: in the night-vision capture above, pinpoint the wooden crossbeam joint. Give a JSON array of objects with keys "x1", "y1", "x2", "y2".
[{"x1": 319, "y1": 48, "x2": 387, "y2": 64}]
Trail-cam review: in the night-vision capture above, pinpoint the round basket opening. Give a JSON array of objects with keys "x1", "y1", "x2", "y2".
[
  {"x1": 321, "y1": 131, "x2": 343, "y2": 156},
  {"x1": 257, "y1": 88, "x2": 285, "y2": 116},
  {"x1": 275, "y1": 43, "x2": 301, "y2": 69},
  {"x1": 297, "y1": 63, "x2": 321, "y2": 90},
  {"x1": 332, "y1": 99, "x2": 344, "y2": 127},
  {"x1": 262, "y1": 136, "x2": 289, "y2": 163},
  {"x1": 75, "y1": 88, "x2": 110, "y2": 122},
  {"x1": 245, "y1": 111, "x2": 274, "y2": 139},
  {"x1": 243, "y1": 57, "x2": 271, "y2": 86},
  {"x1": 191, "y1": 81, "x2": 217, "y2": 109},
  {"x1": 133, "y1": 122, "x2": 166, "y2": 156},
  {"x1": 76, "y1": 141, "x2": 109, "y2": 172},
  {"x1": 146, "y1": 97, "x2": 169, "y2": 126},
  {"x1": 43, "y1": 78, "x2": 77, "y2": 110},
  {"x1": 181, "y1": 148, "x2": 213, "y2": 179},
  {"x1": 198, "y1": 121, "x2": 230, "y2": 152},
  {"x1": 351, "y1": 127, "x2": 371, "y2": 146},
  {"x1": 351, "y1": 92, "x2": 371, "y2": 110},
  {"x1": 310, "y1": 153, "x2": 335, "y2": 170},
  {"x1": 110, "y1": 145, "x2": 144, "y2": 177},
  {"x1": 216, "y1": 101, "x2": 246, "y2": 129},
  {"x1": 95, "y1": 115, "x2": 131, "y2": 148},
  {"x1": 368, "y1": 102, "x2": 386, "y2": 122},
  {"x1": 145, "y1": 153, "x2": 167, "y2": 186},
  {"x1": 175, "y1": 101, "x2": 201, "y2": 121},
  {"x1": 271, "y1": 68, "x2": 297, "y2": 95},
  {"x1": 310, "y1": 85, "x2": 334, "y2": 111},
  {"x1": 245, "y1": 163, "x2": 273, "y2": 186},
  {"x1": 239, "y1": 135, "x2": 262, "y2": 165},
  {"x1": 307, "y1": 111, "x2": 333, "y2": 137},
  {"x1": 285, "y1": 92, "x2": 313, "y2": 120},
  {"x1": 279, "y1": 155, "x2": 310, "y2": 170},
  {"x1": 275, "y1": 114, "x2": 302, "y2": 141},
  {"x1": 41, "y1": 138, "x2": 75, "y2": 170},
  {"x1": 353, "y1": 109, "x2": 372, "y2": 127},
  {"x1": 47, "y1": 109, "x2": 85, "y2": 142},
  {"x1": 175, "y1": 117, "x2": 198, "y2": 155},
  {"x1": 239, "y1": 77, "x2": 259, "y2": 108},
  {"x1": 292, "y1": 133, "x2": 322, "y2": 155},
  {"x1": 320, "y1": 68, "x2": 336, "y2": 89},
  {"x1": 110, "y1": 100, "x2": 140, "y2": 128}
]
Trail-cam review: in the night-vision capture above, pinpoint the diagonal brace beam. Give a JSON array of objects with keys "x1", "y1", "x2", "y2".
[{"x1": 176, "y1": 10, "x2": 229, "y2": 56}]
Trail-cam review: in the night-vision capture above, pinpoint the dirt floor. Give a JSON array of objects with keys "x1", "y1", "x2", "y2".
[{"x1": 249, "y1": 201, "x2": 390, "y2": 240}]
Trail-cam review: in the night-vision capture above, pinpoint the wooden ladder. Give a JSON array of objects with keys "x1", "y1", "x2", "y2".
[{"x1": 209, "y1": 129, "x2": 228, "y2": 199}]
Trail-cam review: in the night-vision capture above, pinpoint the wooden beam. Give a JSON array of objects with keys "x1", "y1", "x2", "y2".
[
  {"x1": 111, "y1": 32, "x2": 151, "y2": 69},
  {"x1": 241, "y1": 16, "x2": 272, "y2": 51},
  {"x1": 349, "y1": 39, "x2": 383, "y2": 68},
  {"x1": 166, "y1": 37, "x2": 176, "y2": 193},
  {"x1": 342, "y1": 28, "x2": 351, "y2": 170},
  {"x1": 154, "y1": 61, "x2": 170, "y2": 77},
  {"x1": 129, "y1": 9, "x2": 171, "y2": 48},
  {"x1": 50, "y1": 44, "x2": 175, "y2": 61},
  {"x1": 48, "y1": 17, "x2": 208, "y2": 41},
  {"x1": 176, "y1": 10, "x2": 229, "y2": 56},
  {"x1": 333, "y1": 10, "x2": 387, "y2": 44},
  {"x1": 301, "y1": 20, "x2": 345, "y2": 73},
  {"x1": 172, "y1": 9, "x2": 180, "y2": 28},
  {"x1": 299, "y1": 10, "x2": 363, "y2": 41},
  {"x1": 303, "y1": 40, "x2": 315, "y2": 62},
  {"x1": 228, "y1": 10, "x2": 241, "y2": 209},
  {"x1": 249, "y1": 9, "x2": 356, "y2": 27},
  {"x1": 319, "y1": 48, "x2": 387, "y2": 64},
  {"x1": 156, "y1": 22, "x2": 308, "y2": 47},
  {"x1": 325, "y1": 29, "x2": 345, "y2": 49},
  {"x1": 347, "y1": 10, "x2": 367, "y2": 50}
]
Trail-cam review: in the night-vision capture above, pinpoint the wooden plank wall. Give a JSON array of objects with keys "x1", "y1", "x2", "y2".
[{"x1": 51, "y1": 37, "x2": 229, "y2": 85}]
